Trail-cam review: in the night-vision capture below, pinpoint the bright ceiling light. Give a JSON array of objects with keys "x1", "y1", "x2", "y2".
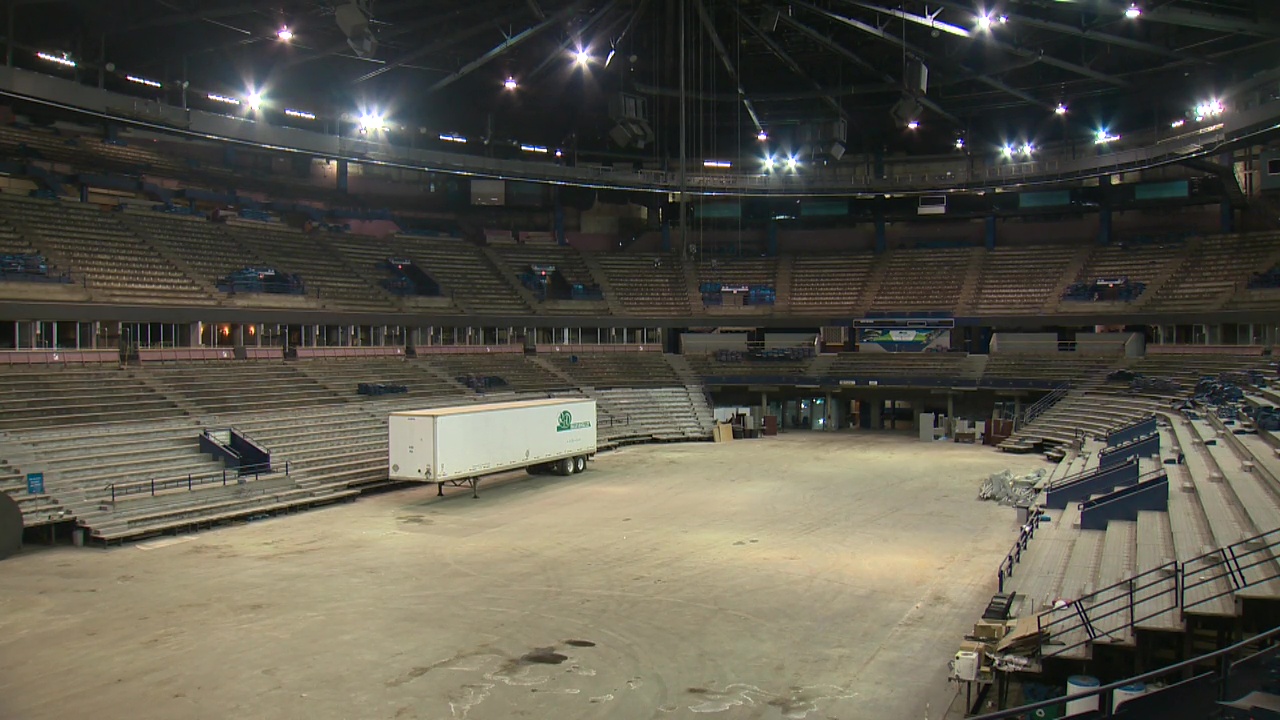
[
  {"x1": 999, "y1": 15, "x2": 1008, "y2": 23},
  {"x1": 1094, "y1": 129, "x2": 1120, "y2": 144},
  {"x1": 1001, "y1": 144, "x2": 1014, "y2": 157},
  {"x1": 37, "y1": 51, "x2": 76, "y2": 68},
  {"x1": 285, "y1": 108, "x2": 315, "y2": 120},
  {"x1": 1020, "y1": 143, "x2": 1035, "y2": 156},
  {"x1": 277, "y1": 26, "x2": 294, "y2": 42},
  {"x1": 703, "y1": 160, "x2": 731, "y2": 168},
  {"x1": 1055, "y1": 103, "x2": 1068, "y2": 115},
  {"x1": 763, "y1": 155, "x2": 776, "y2": 171},
  {"x1": 439, "y1": 133, "x2": 466, "y2": 143},
  {"x1": 757, "y1": 130, "x2": 768, "y2": 142},
  {"x1": 208, "y1": 93, "x2": 241, "y2": 106},
  {"x1": 906, "y1": 120, "x2": 920, "y2": 130},
  {"x1": 954, "y1": 138, "x2": 965, "y2": 150},
  {"x1": 126, "y1": 74, "x2": 161, "y2": 88},
  {"x1": 246, "y1": 91, "x2": 264, "y2": 111},
  {"x1": 786, "y1": 155, "x2": 799, "y2": 171},
  {"x1": 573, "y1": 48, "x2": 591, "y2": 67},
  {"x1": 1170, "y1": 118, "x2": 1186, "y2": 129},
  {"x1": 1194, "y1": 99, "x2": 1224, "y2": 119},
  {"x1": 504, "y1": 76, "x2": 518, "y2": 91},
  {"x1": 1124, "y1": 4, "x2": 1141, "y2": 19},
  {"x1": 977, "y1": 14, "x2": 992, "y2": 31},
  {"x1": 521, "y1": 144, "x2": 549, "y2": 153},
  {"x1": 358, "y1": 112, "x2": 386, "y2": 132}
]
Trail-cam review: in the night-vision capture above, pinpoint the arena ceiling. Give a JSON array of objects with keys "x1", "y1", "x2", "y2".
[{"x1": 8, "y1": 0, "x2": 1280, "y2": 164}]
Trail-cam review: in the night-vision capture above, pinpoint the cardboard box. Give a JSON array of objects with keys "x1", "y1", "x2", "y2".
[{"x1": 973, "y1": 620, "x2": 1010, "y2": 641}]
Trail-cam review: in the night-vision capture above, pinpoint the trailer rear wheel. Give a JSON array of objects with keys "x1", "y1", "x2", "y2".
[
  {"x1": 573, "y1": 456, "x2": 586, "y2": 474},
  {"x1": 556, "y1": 458, "x2": 574, "y2": 476}
]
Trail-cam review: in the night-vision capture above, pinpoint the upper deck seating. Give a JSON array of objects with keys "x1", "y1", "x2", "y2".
[{"x1": 0, "y1": 195, "x2": 211, "y2": 304}]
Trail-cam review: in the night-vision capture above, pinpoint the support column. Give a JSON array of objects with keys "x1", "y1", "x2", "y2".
[
  {"x1": 985, "y1": 215, "x2": 997, "y2": 249},
  {"x1": 336, "y1": 159, "x2": 349, "y2": 194},
  {"x1": 1098, "y1": 174, "x2": 1113, "y2": 245},
  {"x1": 825, "y1": 392, "x2": 834, "y2": 431},
  {"x1": 554, "y1": 189, "x2": 567, "y2": 246},
  {"x1": 661, "y1": 220, "x2": 672, "y2": 253},
  {"x1": 947, "y1": 393, "x2": 956, "y2": 437},
  {"x1": 766, "y1": 221, "x2": 778, "y2": 257},
  {"x1": 870, "y1": 400, "x2": 882, "y2": 430},
  {"x1": 874, "y1": 206, "x2": 887, "y2": 254}
]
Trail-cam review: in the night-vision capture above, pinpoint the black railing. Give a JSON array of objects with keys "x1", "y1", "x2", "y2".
[
  {"x1": 1182, "y1": 527, "x2": 1280, "y2": 612},
  {"x1": 998, "y1": 508, "x2": 1044, "y2": 593},
  {"x1": 1037, "y1": 560, "x2": 1180, "y2": 659},
  {"x1": 1017, "y1": 526, "x2": 1280, "y2": 662},
  {"x1": 105, "y1": 461, "x2": 288, "y2": 503},
  {"x1": 1018, "y1": 384, "x2": 1071, "y2": 430},
  {"x1": 973, "y1": 623, "x2": 1280, "y2": 720}
]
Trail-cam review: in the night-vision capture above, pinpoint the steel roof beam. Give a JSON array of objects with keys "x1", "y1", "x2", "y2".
[
  {"x1": 523, "y1": 0, "x2": 625, "y2": 82},
  {"x1": 693, "y1": 0, "x2": 762, "y2": 133},
  {"x1": 425, "y1": 4, "x2": 580, "y2": 94},
  {"x1": 732, "y1": 4, "x2": 846, "y2": 120},
  {"x1": 927, "y1": 0, "x2": 1198, "y2": 63},
  {"x1": 771, "y1": 8, "x2": 961, "y2": 124},
  {"x1": 791, "y1": 0, "x2": 1052, "y2": 111}
]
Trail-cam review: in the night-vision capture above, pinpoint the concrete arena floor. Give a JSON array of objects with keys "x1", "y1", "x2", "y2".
[{"x1": 0, "y1": 432, "x2": 1045, "y2": 720}]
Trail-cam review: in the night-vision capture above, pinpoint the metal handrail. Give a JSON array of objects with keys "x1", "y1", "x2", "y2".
[
  {"x1": 1182, "y1": 527, "x2": 1280, "y2": 611},
  {"x1": 1045, "y1": 456, "x2": 1140, "y2": 491},
  {"x1": 1024, "y1": 526, "x2": 1280, "y2": 660},
  {"x1": 104, "y1": 460, "x2": 288, "y2": 503},
  {"x1": 970, "y1": 623, "x2": 1280, "y2": 720},
  {"x1": 997, "y1": 509, "x2": 1043, "y2": 593},
  {"x1": 1020, "y1": 384, "x2": 1071, "y2": 429},
  {"x1": 1037, "y1": 561, "x2": 1180, "y2": 658}
]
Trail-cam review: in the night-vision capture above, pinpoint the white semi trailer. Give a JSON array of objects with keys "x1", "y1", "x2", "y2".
[{"x1": 387, "y1": 398, "x2": 597, "y2": 497}]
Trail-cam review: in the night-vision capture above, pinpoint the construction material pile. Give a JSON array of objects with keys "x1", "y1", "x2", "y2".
[{"x1": 979, "y1": 468, "x2": 1046, "y2": 505}]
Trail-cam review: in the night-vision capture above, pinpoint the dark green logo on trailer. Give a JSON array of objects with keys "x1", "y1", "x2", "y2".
[{"x1": 557, "y1": 410, "x2": 591, "y2": 432}]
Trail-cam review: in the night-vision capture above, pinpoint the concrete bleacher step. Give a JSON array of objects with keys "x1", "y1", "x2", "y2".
[
  {"x1": 1133, "y1": 511, "x2": 1182, "y2": 632},
  {"x1": 1090, "y1": 520, "x2": 1139, "y2": 646}
]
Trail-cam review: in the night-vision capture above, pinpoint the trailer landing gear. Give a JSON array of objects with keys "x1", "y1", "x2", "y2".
[{"x1": 436, "y1": 477, "x2": 480, "y2": 498}]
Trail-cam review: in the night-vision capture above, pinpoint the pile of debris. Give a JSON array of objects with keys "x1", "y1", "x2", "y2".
[
  {"x1": 979, "y1": 468, "x2": 1046, "y2": 505},
  {"x1": 1129, "y1": 376, "x2": 1181, "y2": 395},
  {"x1": 1194, "y1": 376, "x2": 1245, "y2": 406}
]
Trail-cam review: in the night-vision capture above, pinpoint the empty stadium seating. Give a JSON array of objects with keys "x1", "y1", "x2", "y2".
[
  {"x1": 787, "y1": 254, "x2": 875, "y2": 314},
  {"x1": 971, "y1": 244, "x2": 1081, "y2": 315},
  {"x1": 544, "y1": 351, "x2": 683, "y2": 388},
  {"x1": 592, "y1": 254, "x2": 691, "y2": 315},
  {"x1": 0, "y1": 367, "x2": 184, "y2": 430},
  {"x1": 0, "y1": 195, "x2": 211, "y2": 304},
  {"x1": 225, "y1": 221, "x2": 393, "y2": 311},
  {"x1": 1149, "y1": 232, "x2": 1280, "y2": 312},
  {"x1": 391, "y1": 235, "x2": 527, "y2": 314},
  {"x1": 1057, "y1": 239, "x2": 1186, "y2": 310},
  {"x1": 124, "y1": 208, "x2": 266, "y2": 292},
  {"x1": 871, "y1": 247, "x2": 975, "y2": 312},
  {"x1": 492, "y1": 244, "x2": 607, "y2": 311}
]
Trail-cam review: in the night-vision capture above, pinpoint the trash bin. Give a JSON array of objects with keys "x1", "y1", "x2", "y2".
[
  {"x1": 1016, "y1": 503, "x2": 1033, "y2": 525},
  {"x1": 72, "y1": 528, "x2": 84, "y2": 547}
]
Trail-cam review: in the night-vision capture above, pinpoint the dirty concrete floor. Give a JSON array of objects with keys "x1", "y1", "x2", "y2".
[{"x1": 0, "y1": 432, "x2": 1046, "y2": 720}]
